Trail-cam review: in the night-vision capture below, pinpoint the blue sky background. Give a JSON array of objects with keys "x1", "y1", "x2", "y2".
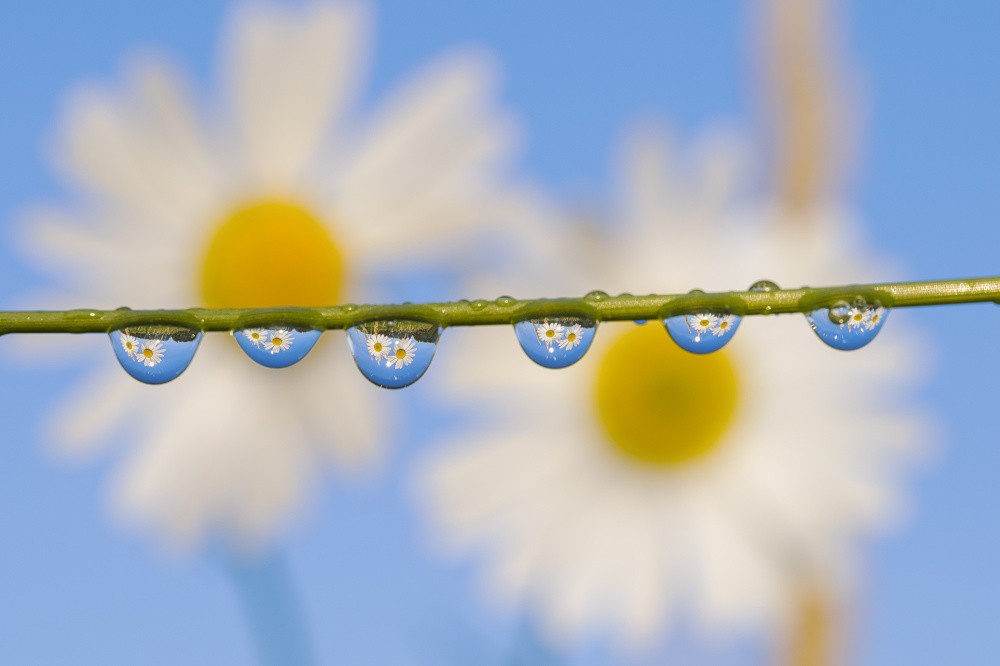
[{"x1": 1, "y1": 1, "x2": 998, "y2": 664}]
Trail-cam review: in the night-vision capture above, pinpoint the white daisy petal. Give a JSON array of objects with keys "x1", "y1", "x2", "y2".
[{"x1": 225, "y1": 1, "x2": 368, "y2": 184}]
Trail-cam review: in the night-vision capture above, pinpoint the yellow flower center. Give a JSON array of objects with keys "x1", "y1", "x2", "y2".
[
  {"x1": 853, "y1": 313, "x2": 863, "y2": 322},
  {"x1": 143, "y1": 348, "x2": 154, "y2": 359},
  {"x1": 567, "y1": 332, "x2": 577, "y2": 342},
  {"x1": 200, "y1": 200, "x2": 346, "y2": 308},
  {"x1": 545, "y1": 329, "x2": 555, "y2": 338},
  {"x1": 700, "y1": 319, "x2": 711, "y2": 327},
  {"x1": 395, "y1": 348, "x2": 407, "y2": 360},
  {"x1": 125, "y1": 342, "x2": 134, "y2": 350},
  {"x1": 593, "y1": 324, "x2": 739, "y2": 468},
  {"x1": 373, "y1": 343, "x2": 383, "y2": 353},
  {"x1": 272, "y1": 337, "x2": 283, "y2": 346}
]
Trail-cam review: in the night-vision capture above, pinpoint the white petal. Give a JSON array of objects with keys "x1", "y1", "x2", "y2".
[{"x1": 224, "y1": 1, "x2": 368, "y2": 185}]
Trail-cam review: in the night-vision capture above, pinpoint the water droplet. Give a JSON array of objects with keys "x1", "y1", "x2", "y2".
[
  {"x1": 514, "y1": 317, "x2": 597, "y2": 368},
  {"x1": 584, "y1": 290, "x2": 610, "y2": 302},
  {"x1": 346, "y1": 320, "x2": 441, "y2": 389},
  {"x1": 234, "y1": 327, "x2": 322, "y2": 368},
  {"x1": 495, "y1": 295, "x2": 516, "y2": 307},
  {"x1": 749, "y1": 279, "x2": 780, "y2": 293},
  {"x1": 110, "y1": 326, "x2": 202, "y2": 384},
  {"x1": 663, "y1": 311, "x2": 742, "y2": 354},
  {"x1": 634, "y1": 320, "x2": 648, "y2": 325},
  {"x1": 470, "y1": 299, "x2": 489, "y2": 311},
  {"x1": 749, "y1": 279, "x2": 780, "y2": 314},
  {"x1": 806, "y1": 300, "x2": 889, "y2": 350}
]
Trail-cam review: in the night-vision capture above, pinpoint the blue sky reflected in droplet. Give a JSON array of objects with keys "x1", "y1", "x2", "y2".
[
  {"x1": 806, "y1": 305, "x2": 890, "y2": 351},
  {"x1": 664, "y1": 312, "x2": 741, "y2": 354},
  {"x1": 514, "y1": 318, "x2": 597, "y2": 369},
  {"x1": 346, "y1": 321, "x2": 441, "y2": 389},
  {"x1": 109, "y1": 328, "x2": 202, "y2": 385},
  {"x1": 234, "y1": 328, "x2": 322, "y2": 368}
]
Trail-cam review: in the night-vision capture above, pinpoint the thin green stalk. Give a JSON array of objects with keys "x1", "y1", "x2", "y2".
[{"x1": 1, "y1": 276, "x2": 997, "y2": 334}]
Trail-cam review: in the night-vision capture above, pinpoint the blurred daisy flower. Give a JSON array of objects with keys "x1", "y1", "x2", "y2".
[
  {"x1": 416, "y1": 126, "x2": 927, "y2": 652},
  {"x1": 21, "y1": 0, "x2": 517, "y2": 548}
]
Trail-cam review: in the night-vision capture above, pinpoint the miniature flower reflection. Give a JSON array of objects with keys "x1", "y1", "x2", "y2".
[
  {"x1": 120, "y1": 333, "x2": 140, "y2": 359},
  {"x1": 137, "y1": 339, "x2": 165, "y2": 367},
  {"x1": 387, "y1": 337, "x2": 417, "y2": 369},
  {"x1": 534, "y1": 321, "x2": 564, "y2": 347},
  {"x1": 366, "y1": 333, "x2": 392, "y2": 362},
  {"x1": 688, "y1": 313, "x2": 718, "y2": 334},
  {"x1": 263, "y1": 329, "x2": 294, "y2": 354},
  {"x1": 243, "y1": 328, "x2": 267, "y2": 346},
  {"x1": 713, "y1": 314, "x2": 737, "y2": 337},
  {"x1": 557, "y1": 323, "x2": 584, "y2": 350}
]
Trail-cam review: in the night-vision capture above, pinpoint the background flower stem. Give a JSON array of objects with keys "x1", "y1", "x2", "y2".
[{"x1": 223, "y1": 551, "x2": 316, "y2": 666}]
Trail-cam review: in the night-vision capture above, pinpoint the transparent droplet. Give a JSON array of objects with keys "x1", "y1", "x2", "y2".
[
  {"x1": 826, "y1": 300, "x2": 851, "y2": 325},
  {"x1": 470, "y1": 299, "x2": 489, "y2": 311},
  {"x1": 495, "y1": 295, "x2": 516, "y2": 307},
  {"x1": 346, "y1": 320, "x2": 441, "y2": 389},
  {"x1": 748, "y1": 279, "x2": 780, "y2": 293},
  {"x1": 634, "y1": 319, "x2": 648, "y2": 325},
  {"x1": 234, "y1": 327, "x2": 322, "y2": 368},
  {"x1": 663, "y1": 311, "x2": 742, "y2": 354},
  {"x1": 749, "y1": 279, "x2": 780, "y2": 313},
  {"x1": 806, "y1": 300, "x2": 889, "y2": 350},
  {"x1": 514, "y1": 317, "x2": 597, "y2": 369},
  {"x1": 584, "y1": 290, "x2": 610, "y2": 302},
  {"x1": 110, "y1": 326, "x2": 202, "y2": 384}
]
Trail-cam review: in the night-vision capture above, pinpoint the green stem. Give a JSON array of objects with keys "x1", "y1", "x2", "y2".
[{"x1": 1, "y1": 276, "x2": 998, "y2": 334}]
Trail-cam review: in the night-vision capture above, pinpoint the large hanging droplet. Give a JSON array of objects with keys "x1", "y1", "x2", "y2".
[
  {"x1": 346, "y1": 320, "x2": 441, "y2": 389},
  {"x1": 514, "y1": 317, "x2": 597, "y2": 368},
  {"x1": 110, "y1": 326, "x2": 202, "y2": 384},
  {"x1": 234, "y1": 327, "x2": 322, "y2": 368},
  {"x1": 663, "y1": 311, "x2": 742, "y2": 354},
  {"x1": 806, "y1": 300, "x2": 889, "y2": 350}
]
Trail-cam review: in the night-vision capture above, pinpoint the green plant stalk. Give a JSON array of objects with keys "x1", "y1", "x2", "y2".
[{"x1": 1, "y1": 276, "x2": 997, "y2": 334}]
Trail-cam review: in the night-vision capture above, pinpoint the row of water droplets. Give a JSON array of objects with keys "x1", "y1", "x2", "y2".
[{"x1": 108, "y1": 281, "x2": 890, "y2": 388}]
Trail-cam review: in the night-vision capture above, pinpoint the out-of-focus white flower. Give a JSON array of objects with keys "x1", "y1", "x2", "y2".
[
  {"x1": 417, "y1": 126, "x2": 927, "y2": 651},
  {"x1": 22, "y1": 1, "x2": 518, "y2": 548}
]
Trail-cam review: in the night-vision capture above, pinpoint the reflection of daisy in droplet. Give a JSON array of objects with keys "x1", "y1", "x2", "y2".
[
  {"x1": 845, "y1": 307, "x2": 870, "y2": 329},
  {"x1": 120, "y1": 333, "x2": 139, "y2": 358},
  {"x1": 137, "y1": 339, "x2": 165, "y2": 367},
  {"x1": 688, "y1": 313, "x2": 718, "y2": 334},
  {"x1": 22, "y1": 1, "x2": 521, "y2": 547},
  {"x1": 263, "y1": 329, "x2": 294, "y2": 354},
  {"x1": 366, "y1": 333, "x2": 392, "y2": 362},
  {"x1": 418, "y1": 127, "x2": 927, "y2": 652},
  {"x1": 557, "y1": 324, "x2": 584, "y2": 350},
  {"x1": 713, "y1": 314, "x2": 737, "y2": 337},
  {"x1": 864, "y1": 306, "x2": 886, "y2": 331},
  {"x1": 243, "y1": 329, "x2": 267, "y2": 347},
  {"x1": 386, "y1": 337, "x2": 416, "y2": 370},
  {"x1": 535, "y1": 321, "x2": 564, "y2": 347}
]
